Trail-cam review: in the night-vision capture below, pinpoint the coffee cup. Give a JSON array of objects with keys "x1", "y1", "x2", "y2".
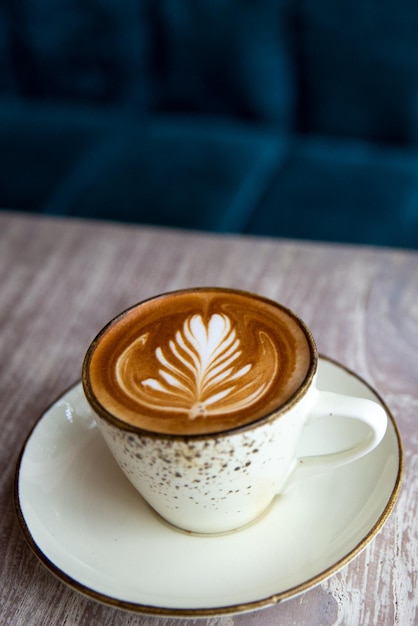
[{"x1": 82, "y1": 288, "x2": 387, "y2": 534}]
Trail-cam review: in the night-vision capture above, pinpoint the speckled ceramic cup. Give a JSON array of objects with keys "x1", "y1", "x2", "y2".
[{"x1": 82, "y1": 288, "x2": 387, "y2": 534}]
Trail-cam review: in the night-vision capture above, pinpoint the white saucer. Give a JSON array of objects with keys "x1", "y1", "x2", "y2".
[{"x1": 15, "y1": 357, "x2": 402, "y2": 618}]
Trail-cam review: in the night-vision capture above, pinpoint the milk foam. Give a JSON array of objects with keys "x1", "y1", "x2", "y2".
[
  {"x1": 84, "y1": 289, "x2": 315, "y2": 435},
  {"x1": 116, "y1": 312, "x2": 276, "y2": 419}
]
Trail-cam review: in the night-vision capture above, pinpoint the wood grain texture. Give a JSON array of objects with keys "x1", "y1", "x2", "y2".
[{"x1": 0, "y1": 211, "x2": 416, "y2": 626}]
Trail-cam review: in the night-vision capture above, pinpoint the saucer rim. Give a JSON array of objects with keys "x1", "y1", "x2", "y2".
[{"x1": 14, "y1": 355, "x2": 404, "y2": 618}]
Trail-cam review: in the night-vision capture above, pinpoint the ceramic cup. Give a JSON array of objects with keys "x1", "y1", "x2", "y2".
[{"x1": 82, "y1": 288, "x2": 387, "y2": 534}]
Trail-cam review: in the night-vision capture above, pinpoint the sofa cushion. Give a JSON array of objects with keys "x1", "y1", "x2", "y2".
[
  {"x1": 245, "y1": 135, "x2": 418, "y2": 248},
  {"x1": 295, "y1": 1, "x2": 418, "y2": 144},
  {"x1": 151, "y1": 0, "x2": 294, "y2": 124},
  {"x1": 42, "y1": 115, "x2": 287, "y2": 232},
  {"x1": 0, "y1": 99, "x2": 107, "y2": 212},
  {"x1": 2, "y1": 0, "x2": 150, "y2": 107}
]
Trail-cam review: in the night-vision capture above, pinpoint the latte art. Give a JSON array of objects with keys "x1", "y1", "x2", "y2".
[
  {"x1": 116, "y1": 313, "x2": 277, "y2": 420},
  {"x1": 83, "y1": 289, "x2": 315, "y2": 435}
]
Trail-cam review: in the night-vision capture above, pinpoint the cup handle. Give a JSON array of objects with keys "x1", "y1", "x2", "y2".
[{"x1": 284, "y1": 389, "x2": 388, "y2": 490}]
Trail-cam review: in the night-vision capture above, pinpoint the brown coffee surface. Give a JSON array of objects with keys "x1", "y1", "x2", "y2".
[{"x1": 84, "y1": 289, "x2": 315, "y2": 435}]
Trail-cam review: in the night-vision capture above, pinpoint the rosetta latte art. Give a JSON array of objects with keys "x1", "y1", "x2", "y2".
[{"x1": 116, "y1": 313, "x2": 278, "y2": 420}]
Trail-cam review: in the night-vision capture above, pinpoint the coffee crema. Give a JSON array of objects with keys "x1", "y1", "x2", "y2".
[{"x1": 83, "y1": 289, "x2": 316, "y2": 435}]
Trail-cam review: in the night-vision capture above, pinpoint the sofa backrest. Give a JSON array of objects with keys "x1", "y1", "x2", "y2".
[{"x1": 2, "y1": 1, "x2": 418, "y2": 145}]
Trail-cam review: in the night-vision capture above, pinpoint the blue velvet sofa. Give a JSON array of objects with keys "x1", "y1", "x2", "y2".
[{"x1": 2, "y1": 1, "x2": 418, "y2": 249}]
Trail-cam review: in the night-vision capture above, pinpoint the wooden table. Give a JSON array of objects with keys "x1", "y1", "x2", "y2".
[{"x1": 0, "y1": 211, "x2": 416, "y2": 626}]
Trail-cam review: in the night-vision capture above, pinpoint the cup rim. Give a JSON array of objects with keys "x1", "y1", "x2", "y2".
[{"x1": 82, "y1": 287, "x2": 318, "y2": 440}]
